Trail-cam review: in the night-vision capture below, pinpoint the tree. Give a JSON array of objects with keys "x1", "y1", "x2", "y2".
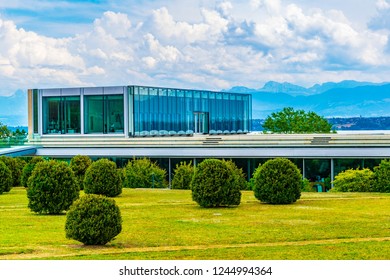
[
  {"x1": 0, "y1": 121, "x2": 11, "y2": 139},
  {"x1": 263, "y1": 107, "x2": 332, "y2": 134},
  {"x1": 253, "y1": 158, "x2": 302, "y2": 204}
]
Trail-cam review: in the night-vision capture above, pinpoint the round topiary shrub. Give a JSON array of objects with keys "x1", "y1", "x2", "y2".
[
  {"x1": 65, "y1": 194, "x2": 122, "y2": 245},
  {"x1": 27, "y1": 160, "x2": 79, "y2": 214},
  {"x1": 123, "y1": 158, "x2": 167, "y2": 188},
  {"x1": 0, "y1": 161, "x2": 12, "y2": 194},
  {"x1": 171, "y1": 161, "x2": 194, "y2": 189},
  {"x1": 333, "y1": 168, "x2": 374, "y2": 192},
  {"x1": 0, "y1": 156, "x2": 20, "y2": 188},
  {"x1": 21, "y1": 157, "x2": 45, "y2": 188},
  {"x1": 13, "y1": 157, "x2": 26, "y2": 187},
  {"x1": 223, "y1": 160, "x2": 249, "y2": 190},
  {"x1": 191, "y1": 159, "x2": 241, "y2": 208},
  {"x1": 253, "y1": 158, "x2": 301, "y2": 204},
  {"x1": 70, "y1": 155, "x2": 92, "y2": 190},
  {"x1": 373, "y1": 160, "x2": 390, "y2": 193},
  {"x1": 84, "y1": 158, "x2": 122, "y2": 197}
]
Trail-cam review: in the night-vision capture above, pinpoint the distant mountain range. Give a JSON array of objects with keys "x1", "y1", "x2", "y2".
[
  {"x1": 1, "y1": 80, "x2": 390, "y2": 126},
  {"x1": 226, "y1": 80, "x2": 390, "y2": 119},
  {"x1": 0, "y1": 90, "x2": 28, "y2": 126}
]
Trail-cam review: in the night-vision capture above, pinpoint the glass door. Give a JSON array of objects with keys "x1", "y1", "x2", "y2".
[{"x1": 193, "y1": 112, "x2": 209, "y2": 134}]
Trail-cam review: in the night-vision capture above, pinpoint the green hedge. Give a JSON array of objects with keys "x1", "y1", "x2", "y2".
[
  {"x1": 373, "y1": 160, "x2": 390, "y2": 193},
  {"x1": 333, "y1": 168, "x2": 374, "y2": 192},
  {"x1": 171, "y1": 161, "x2": 193, "y2": 189},
  {"x1": 123, "y1": 158, "x2": 167, "y2": 188}
]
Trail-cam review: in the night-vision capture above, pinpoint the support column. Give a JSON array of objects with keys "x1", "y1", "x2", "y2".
[
  {"x1": 168, "y1": 158, "x2": 172, "y2": 189},
  {"x1": 331, "y1": 158, "x2": 334, "y2": 189}
]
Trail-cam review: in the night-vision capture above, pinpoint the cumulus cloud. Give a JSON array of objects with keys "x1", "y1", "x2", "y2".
[
  {"x1": 1, "y1": 1, "x2": 390, "y2": 96},
  {"x1": 369, "y1": 0, "x2": 390, "y2": 30}
]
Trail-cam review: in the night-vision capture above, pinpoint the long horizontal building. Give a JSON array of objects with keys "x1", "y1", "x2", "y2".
[{"x1": 26, "y1": 85, "x2": 390, "y2": 191}]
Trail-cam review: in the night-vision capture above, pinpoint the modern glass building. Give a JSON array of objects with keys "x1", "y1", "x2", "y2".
[{"x1": 28, "y1": 85, "x2": 252, "y2": 137}]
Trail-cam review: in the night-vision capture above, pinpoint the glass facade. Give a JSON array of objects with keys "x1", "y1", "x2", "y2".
[
  {"x1": 130, "y1": 86, "x2": 251, "y2": 136},
  {"x1": 42, "y1": 96, "x2": 81, "y2": 134},
  {"x1": 34, "y1": 85, "x2": 251, "y2": 136}
]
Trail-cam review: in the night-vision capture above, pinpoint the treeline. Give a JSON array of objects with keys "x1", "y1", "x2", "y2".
[{"x1": 252, "y1": 117, "x2": 390, "y2": 131}]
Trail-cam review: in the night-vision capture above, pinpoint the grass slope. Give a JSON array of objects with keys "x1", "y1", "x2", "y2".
[{"x1": 0, "y1": 188, "x2": 389, "y2": 260}]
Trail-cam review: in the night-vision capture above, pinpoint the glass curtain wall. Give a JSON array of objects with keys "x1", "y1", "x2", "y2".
[
  {"x1": 131, "y1": 86, "x2": 251, "y2": 136},
  {"x1": 42, "y1": 96, "x2": 80, "y2": 134},
  {"x1": 84, "y1": 95, "x2": 124, "y2": 134}
]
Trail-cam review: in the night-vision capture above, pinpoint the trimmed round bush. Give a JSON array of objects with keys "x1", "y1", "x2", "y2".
[
  {"x1": 70, "y1": 155, "x2": 92, "y2": 190},
  {"x1": 65, "y1": 194, "x2": 122, "y2": 245},
  {"x1": 223, "y1": 160, "x2": 248, "y2": 190},
  {"x1": 0, "y1": 161, "x2": 12, "y2": 194},
  {"x1": 253, "y1": 158, "x2": 301, "y2": 204},
  {"x1": 13, "y1": 157, "x2": 26, "y2": 187},
  {"x1": 191, "y1": 159, "x2": 241, "y2": 208},
  {"x1": 171, "y1": 161, "x2": 194, "y2": 189},
  {"x1": 27, "y1": 160, "x2": 79, "y2": 214},
  {"x1": 84, "y1": 159, "x2": 122, "y2": 197},
  {"x1": 21, "y1": 157, "x2": 45, "y2": 188},
  {"x1": 333, "y1": 168, "x2": 374, "y2": 192},
  {"x1": 374, "y1": 160, "x2": 390, "y2": 193},
  {"x1": 123, "y1": 158, "x2": 167, "y2": 188},
  {"x1": 0, "y1": 156, "x2": 24, "y2": 188}
]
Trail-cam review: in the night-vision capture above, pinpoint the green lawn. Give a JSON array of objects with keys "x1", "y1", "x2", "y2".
[{"x1": 1, "y1": 187, "x2": 390, "y2": 260}]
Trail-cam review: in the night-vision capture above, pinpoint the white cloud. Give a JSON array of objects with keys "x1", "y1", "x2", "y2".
[
  {"x1": 376, "y1": 0, "x2": 390, "y2": 10},
  {"x1": 1, "y1": 1, "x2": 390, "y2": 97}
]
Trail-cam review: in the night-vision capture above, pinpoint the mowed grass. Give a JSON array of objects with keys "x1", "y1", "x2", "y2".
[{"x1": 1, "y1": 187, "x2": 390, "y2": 260}]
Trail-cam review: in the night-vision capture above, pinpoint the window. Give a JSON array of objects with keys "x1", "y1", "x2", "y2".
[
  {"x1": 42, "y1": 96, "x2": 80, "y2": 134},
  {"x1": 84, "y1": 95, "x2": 124, "y2": 134}
]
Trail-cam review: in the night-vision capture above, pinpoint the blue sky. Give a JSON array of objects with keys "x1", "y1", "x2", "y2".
[{"x1": 0, "y1": 0, "x2": 389, "y2": 96}]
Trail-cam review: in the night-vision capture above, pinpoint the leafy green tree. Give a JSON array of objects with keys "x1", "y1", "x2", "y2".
[
  {"x1": 65, "y1": 194, "x2": 122, "y2": 245},
  {"x1": 374, "y1": 160, "x2": 390, "y2": 193},
  {"x1": 253, "y1": 158, "x2": 302, "y2": 204},
  {"x1": 123, "y1": 158, "x2": 167, "y2": 188},
  {"x1": 263, "y1": 107, "x2": 332, "y2": 133},
  {"x1": 0, "y1": 121, "x2": 11, "y2": 139},
  {"x1": 171, "y1": 161, "x2": 194, "y2": 189},
  {"x1": 332, "y1": 168, "x2": 374, "y2": 192},
  {"x1": 191, "y1": 159, "x2": 241, "y2": 208}
]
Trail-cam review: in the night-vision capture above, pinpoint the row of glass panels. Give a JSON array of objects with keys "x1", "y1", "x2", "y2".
[
  {"x1": 131, "y1": 86, "x2": 251, "y2": 136},
  {"x1": 40, "y1": 86, "x2": 252, "y2": 136}
]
